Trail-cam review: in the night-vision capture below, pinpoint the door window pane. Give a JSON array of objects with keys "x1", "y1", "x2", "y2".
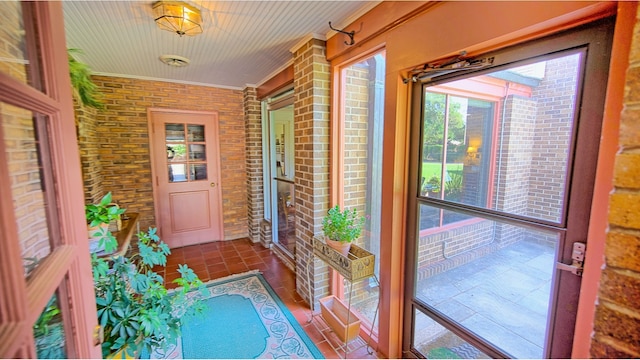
[
  {"x1": 413, "y1": 309, "x2": 489, "y2": 359},
  {"x1": 168, "y1": 164, "x2": 187, "y2": 182},
  {"x1": 271, "y1": 105, "x2": 294, "y2": 181},
  {"x1": 189, "y1": 144, "x2": 206, "y2": 161},
  {"x1": 415, "y1": 203, "x2": 558, "y2": 358},
  {"x1": 276, "y1": 180, "x2": 295, "y2": 254},
  {"x1": 166, "y1": 123, "x2": 207, "y2": 183},
  {"x1": 0, "y1": 1, "x2": 43, "y2": 90},
  {"x1": 187, "y1": 124, "x2": 204, "y2": 142},
  {"x1": 2, "y1": 102, "x2": 56, "y2": 277},
  {"x1": 270, "y1": 101, "x2": 295, "y2": 257},
  {"x1": 33, "y1": 293, "x2": 67, "y2": 359},
  {"x1": 419, "y1": 54, "x2": 581, "y2": 225},
  {"x1": 190, "y1": 164, "x2": 207, "y2": 181},
  {"x1": 165, "y1": 123, "x2": 185, "y2": 141}
]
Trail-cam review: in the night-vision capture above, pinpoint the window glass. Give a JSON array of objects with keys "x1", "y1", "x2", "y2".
[
  {"x1": 0, "y1": 1, "x2": 43, "y2": 90},
  {"x1": 413, "y1": 309, "x2": 489, "y2": 359},
  {"x1": 339, "y1": 51, "x2": 386, "y2": 333},
  {"x1": 166, "y1": 123, "x2": 207, "y2": 182},
  {"x1": 419, "y1": 54, "x2": 581, "y2": 226},
  {"x1": 415, "y1": 203, "x2": 558, "y2": 358},
  {"x1": 33, "y1": 292, "x2": 67, "y2": 358},
  {"x1": 2, "y1": 102, "x2": 56, "y2": 277}
]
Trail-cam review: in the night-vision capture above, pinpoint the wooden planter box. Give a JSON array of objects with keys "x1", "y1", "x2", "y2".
[
  {"x1": 319, "y1": 295, "x2": 361, "y2": 343},
  {"x1": 313, "y1": 237, "x2": 375, "y2": 281}
]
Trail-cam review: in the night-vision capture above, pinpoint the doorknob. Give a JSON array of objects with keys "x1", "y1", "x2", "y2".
[{"x1": 210, "y1": 182, "x2": 216, "y2": 187}]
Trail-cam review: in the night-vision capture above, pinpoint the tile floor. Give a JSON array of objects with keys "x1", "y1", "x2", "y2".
[{"x1": 156, "y1": 238, "x2": 377, "y2": 359}]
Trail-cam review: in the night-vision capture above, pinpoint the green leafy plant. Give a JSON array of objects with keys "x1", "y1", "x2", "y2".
[
  {"x1": 445, "y1": 172, "x2": 463, "y2": 201},
  {"x1": 86, "y1": 192, "x2": 125, "y2": 254},
  {"x1": 322, "y1": 205, "x2": 366, "y2": 243},
  {"x1": 68, "y1": 48, "x2": 104, "y2": 110},
  {"x1": 85, "y1": 192, "x2": 124, "y2": 227},
  {"x1": 426, "y1": 175, "x2": 441, "y2": 193},
  {"x1": 92, "y1": 227, "x2": 207, "y2": 357}
]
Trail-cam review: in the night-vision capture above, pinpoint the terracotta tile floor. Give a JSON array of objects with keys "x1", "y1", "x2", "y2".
[{"x1": 156, "y1": 238, "x2": 378, "y2": 359}]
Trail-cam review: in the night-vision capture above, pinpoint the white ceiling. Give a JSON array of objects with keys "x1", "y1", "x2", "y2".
[{"x1": 62, "y1": 1, "x2": 379, "y2": 90}]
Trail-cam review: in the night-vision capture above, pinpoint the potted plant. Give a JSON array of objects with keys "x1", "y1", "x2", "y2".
[
  {"x1": 85, "y1": 192, "x2": 125, "y2": 253},
  {"x1": 322, "y1": 205, "x2": 366, "y2": 256},
  {"x1": 92, "y1": 227, "x2": 207, "y2": 358},
  {"x1": 426, "y1": 175, "x2": 441, "y2": 197}
]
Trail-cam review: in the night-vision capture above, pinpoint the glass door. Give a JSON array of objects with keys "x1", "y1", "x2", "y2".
[
  {"x1": 404, "y1": 20, "x2": 613, "y2": 359},
  {"x1": 268, "y1": 93, "x2": 295, "y2": 258},
  {"x1": 0, "y1": 2, "x2": 99, "y2": 358}
]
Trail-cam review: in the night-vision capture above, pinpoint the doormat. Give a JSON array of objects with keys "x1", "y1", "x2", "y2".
[{"x1": 146, "y1": 271, "x2": 324, "y2": 359}]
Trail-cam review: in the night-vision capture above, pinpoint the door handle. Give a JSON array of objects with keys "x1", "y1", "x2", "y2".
[
  {"x1": 210, "y1": 182, "x2": 216, "y2": 187},
  {"x1": 556, "y1": 242, "x2": 585, "y2": 276}
]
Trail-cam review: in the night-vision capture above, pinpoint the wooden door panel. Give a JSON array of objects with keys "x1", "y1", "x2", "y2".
[{"x1": 170, "y1": 190, "x2": 211, "y2": 232}]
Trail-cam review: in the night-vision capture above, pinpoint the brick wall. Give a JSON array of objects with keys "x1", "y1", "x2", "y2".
[
  {"x1": 76, "y1": 101, "x2": 103, "y2": 204},
  {"x1": 528, "y1": 55, "x2": 578, "y2": 222},
  {"x1": 243, "y1": 87, "x2": 265, "y2": 244},
  {"x1": 590, "y1": 7, "x2": 640, "y2": 358},
  {"x1": 494, "y1": 95, "x2": 536, "y2": 219},
  {"x1": 343, "y1": 64, "x2": 369, "y2": 213},
  {"x1": 292, "y1": 38, "x2": 331, "y2": 307},
  {"x1": 81, "y1": 76, "x2": 246, "y2": 239}
]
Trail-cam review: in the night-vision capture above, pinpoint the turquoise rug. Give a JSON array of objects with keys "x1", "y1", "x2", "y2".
[{"x1": 147, "y1": 271, "x2": 324, "y2": 359}]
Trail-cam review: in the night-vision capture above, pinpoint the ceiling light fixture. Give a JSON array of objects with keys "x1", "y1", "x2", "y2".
[{"x1": 152, "y1": 1, "x2": 203, "y2": 37}]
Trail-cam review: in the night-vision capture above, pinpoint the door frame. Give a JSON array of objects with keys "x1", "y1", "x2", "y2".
[
  {"x1": 0, "y1": 2, "x2": 100, "y2": 357},
  {"x1": 147, "y1": 108, "x2": 224, "y2": 245},
  {"x1": 403, "y1": 17, "x2": 614, "y2": 358}
]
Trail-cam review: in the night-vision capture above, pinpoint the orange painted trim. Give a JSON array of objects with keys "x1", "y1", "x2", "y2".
[
  {"x1": 256, "y1": 65, "x2": 294, "y2": 100},
  {"x1": 327, "y1": 2, "x2": 439, "y2": 61},
  {"x1": 330, "y1": 2, "x2": 616, "y2": 74},
  {"x1": 572, "y1": 2, "x2": 637, "y2": 357}
]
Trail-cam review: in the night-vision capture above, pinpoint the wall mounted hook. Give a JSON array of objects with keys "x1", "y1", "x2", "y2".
[{"x1": 329, "y1": 21, "x2": 355, "y2": 46}]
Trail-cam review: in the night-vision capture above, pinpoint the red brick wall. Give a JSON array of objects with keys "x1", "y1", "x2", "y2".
[
  {"x1": 591, "y1": 7, "x2": 640, "y2": 358},
  {"x1": 82, "y1": 76, "x2": 247, "y2": 240}
]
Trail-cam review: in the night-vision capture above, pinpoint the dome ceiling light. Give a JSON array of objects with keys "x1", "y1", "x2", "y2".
[{"x1": 152, "y1": 1, "x2": 203, "y2": 37}]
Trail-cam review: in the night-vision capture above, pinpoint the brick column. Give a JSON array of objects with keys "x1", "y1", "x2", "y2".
[
  {"x1": 243, "y1": 86, "x2": 265, "y2": 245},
  {"x1": 75, "y1": 100, "x2": 104, "y2": 205},
  {"x1": 292, "y1": 38, "x2": 331, "y2": 308},
  {"x1": 591, "y1": 7, "x2": 640, "y2": 358}
]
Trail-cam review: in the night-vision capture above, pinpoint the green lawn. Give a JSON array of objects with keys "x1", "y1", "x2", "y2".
[{"x1": 421, "y1": 162, "x2": 463, "y2": 180}]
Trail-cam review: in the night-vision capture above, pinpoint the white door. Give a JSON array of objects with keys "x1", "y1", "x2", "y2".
[{"x1": 150, "y1": 109, "x2": 223, "y2": 248}]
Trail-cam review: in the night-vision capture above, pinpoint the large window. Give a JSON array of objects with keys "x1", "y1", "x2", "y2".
[
  {"x1": 335, "y1": 50, "x2": 385, "y2": 339},
  {"x1": 420, "y1": 91, "x2": 494, "y2": 229},
  {"x1": 405, "y1": 18, "x2": 614, "y2": 359}
]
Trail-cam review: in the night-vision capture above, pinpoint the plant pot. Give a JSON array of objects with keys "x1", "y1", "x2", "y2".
[
  {"x1": 319, "y1": 295, "x2": 361, "y2": 342},
  {"x1": 325, "y1": 238, "x2": 351, "y2": 256}
]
